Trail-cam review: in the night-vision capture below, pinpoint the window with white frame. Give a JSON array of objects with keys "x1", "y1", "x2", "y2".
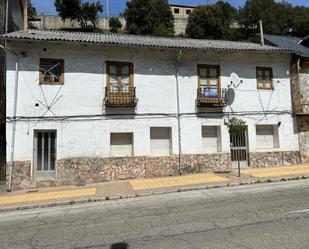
[
  {"x1": 110, "y1": 133, "x2": 133, "y2": 157},
  {"x1": 202, "y1": 126, "x2": 221, "y2": 153},
  {"x1": 256, "y1": 125, "x2": 279, "y2": 149},
  {"x1": 150, "y1": 127, "x2": 172, "y2": 156}
]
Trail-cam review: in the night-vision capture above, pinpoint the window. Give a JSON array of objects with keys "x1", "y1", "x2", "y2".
[
  {"x1": 302, "y1": 62, "x2": 309, "y2": 73},
  {"x1": 106, "y1": 61, "x2": 133, "y2": 92},
  {"x1": 110, "y1": 133, "x2": 133, "y2": 157},
  {"x1": 256, "y1": 125, "x2": 279, "y2": 149},
  {"x1": 256, "y1": 67, "x2": 273, "y2": 89},
  {"x1": 202, "y1": 126, "x2": 221, "y2": 153},
  {"x1": 198, "y1": 64, "x2": 220, "y2": 97},
  {"x1": 150, "y1": 127, "x2": 172, "y2": 156},
  {"x1": 174, "y1": 8, "x2": 180, "y2": 14},
  {"x1": 39, "y1": 58, "x2": 64, "y2": 84},
  {"x1": 186, "y1": 9, "x2": 192, "y2": 15}
]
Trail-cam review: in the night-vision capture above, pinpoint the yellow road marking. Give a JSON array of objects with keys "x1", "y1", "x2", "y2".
[
  {"x1": 0, "y1": 188, "x2": 96, "y2": 205},
  {"x1": 130, "y1": 173, "x2": 229, "y2": 190},
  {"x1": 241, "y1": 165, "x2": 309, "y2": 178}
]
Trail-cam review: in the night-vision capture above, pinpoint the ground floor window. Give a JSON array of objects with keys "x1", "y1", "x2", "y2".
[
  {"x1": 256, "y1": 125, "x2": 279, "y2": 149},
  {"x1": 150, "y1": 127, "x2": 172, "y2": 156},
  {"x1": 202, "y1": 126, "x2": 221, "y2": 153},
  {"x1": 110, "y1": 133, "x2": 133, "y2": 157}
]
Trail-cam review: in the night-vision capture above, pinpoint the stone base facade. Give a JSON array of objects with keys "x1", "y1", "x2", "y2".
[
  {"x1": 57, "y1": 153, "x2": 232, "y2": 186},
  {"x1": 7, "y1": 151, "x2": 301, "y2": 189},
  {"x1": 249, "y1": 151, "x2": 300, "y2": 168}
]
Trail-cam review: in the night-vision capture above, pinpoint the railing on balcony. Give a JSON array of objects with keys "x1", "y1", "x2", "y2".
[
  {"x1": 104, "y1": 87, "x2": 138, "y2": 107},
  {"x1": 196, "y1": 87, "x2": 227, "y2": 107}
]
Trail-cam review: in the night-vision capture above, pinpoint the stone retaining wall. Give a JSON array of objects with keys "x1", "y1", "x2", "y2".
[
  {"x1": 57, "y1": 153, "x2": 231, "y2": 185},
  {"x1": 249, "y1": 151, "x2": 300, "y2": 168},
  {"x1": 7, "y1": 151, "x2": 301, "y2": 189}
]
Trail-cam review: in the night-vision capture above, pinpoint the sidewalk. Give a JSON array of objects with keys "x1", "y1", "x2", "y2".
[{"x1": 0, "y1": 164, "x2": 309, "y2": 212}]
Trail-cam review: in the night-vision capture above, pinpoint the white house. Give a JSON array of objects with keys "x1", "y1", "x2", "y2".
[{"x1": 2, "y1": 30, "x2": 300, "y2": 189}]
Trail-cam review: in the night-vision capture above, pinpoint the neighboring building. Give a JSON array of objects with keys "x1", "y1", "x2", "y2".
[
  {"x1": 2, "y1": 30, "x2": 300, "y2": 189},
  {"x1": 258, "y1": 34, "x2": 309, "y2": 162},
  {"x1": 170, "y1": 4, "x2": 195, "y2": 18},
  {"x1": 0, "y1": 0, "x2": 24, "y2": 185}
]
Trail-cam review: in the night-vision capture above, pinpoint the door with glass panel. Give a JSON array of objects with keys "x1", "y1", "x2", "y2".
[
  {"x1": 106, "y1": 61, "x2": 133, "y2": 105},
  {"x1": 198, "y1": 65, "x2": 221, "y2": 104},
  {"x1": 34, "y1": 131, "x2": 56, "y2": 180}
]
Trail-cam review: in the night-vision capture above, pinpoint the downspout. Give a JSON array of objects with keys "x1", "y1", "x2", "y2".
[
  {"x1": 0, "y1": 45, "x2": 19, "y2": 192},
  {"x1": 175, "y1": 50, "x2": 182, "y2": 175}
]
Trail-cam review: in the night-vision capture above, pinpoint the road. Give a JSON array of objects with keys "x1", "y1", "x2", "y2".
[{"x1": 1, "y1": 180, "x2": 309, "y2": 249}]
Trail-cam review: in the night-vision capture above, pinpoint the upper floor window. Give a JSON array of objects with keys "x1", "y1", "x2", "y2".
[
  {"x1": 106, "y1": 61, "x2": 133, "y2": 91},
  {"x1": 302, "y1": 62, "x2": 309, "y2": 73},
  {"x1": 174, "y1": 8, "x2": 180, "y2": 14},
  {"x1": 39, "y1": 58, "x2": 64, "y2": 85},
  {"x1": 186, "y1": 9, "x2": 192, "y2": 15},
  {"x1": 256, "y1": 67, "x2": 273, "y2": 90},
  {"x1": 198, "y1": 64, "x2": 220, "y2": 89}
]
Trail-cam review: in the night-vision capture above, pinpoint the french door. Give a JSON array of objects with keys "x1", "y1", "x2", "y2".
[{"x1": 34, "y1": 131, "x2": 56, "y2": 180}]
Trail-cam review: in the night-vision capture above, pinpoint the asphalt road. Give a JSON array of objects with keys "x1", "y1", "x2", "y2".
[{"x1": 1, "y1": 180, "x2": 309, "y2": 249}]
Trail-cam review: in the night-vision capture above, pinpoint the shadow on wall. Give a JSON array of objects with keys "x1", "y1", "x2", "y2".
[{"x1": 111, "y1": 242, "x2": 129, "y2": 249}]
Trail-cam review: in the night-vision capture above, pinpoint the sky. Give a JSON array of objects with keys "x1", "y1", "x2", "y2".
[{"x1": 32, "y1": 0, "x2": 309, "y2": 16}]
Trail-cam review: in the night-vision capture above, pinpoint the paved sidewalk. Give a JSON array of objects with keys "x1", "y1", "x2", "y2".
[{"x1": 0, "y1": 164, "x2": 308, "y2": 211}]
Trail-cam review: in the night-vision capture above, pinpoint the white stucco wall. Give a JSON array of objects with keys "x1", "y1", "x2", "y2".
[{"x1": 6, "y1": 41, "x2": 299, "y2": 164}]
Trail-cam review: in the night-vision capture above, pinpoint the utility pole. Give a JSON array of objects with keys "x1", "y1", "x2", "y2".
[
  {"x1": 22, "y1": 0, "x2": 28, "y2": 31},
  {"x1": 259, "y1": 20, "x2": 264, "y2": 46},
  {"x1": 106, "y1": 0, "x2": 109, "y2": 17}
]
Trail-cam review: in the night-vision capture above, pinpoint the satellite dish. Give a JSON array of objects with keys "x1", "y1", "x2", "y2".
[
  {"x1": 225, "y1": 88, "x2": 235, "y2": 106},
  {"x1": 230, "y1": 72, "x2": 240, "y2": 84}
]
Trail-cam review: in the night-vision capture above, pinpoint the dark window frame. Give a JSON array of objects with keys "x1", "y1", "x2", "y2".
[
  {"x1": 39, "y1": 58, "x2": 64, "y2": 85},
  {"x1": 256, "y1": 67, "x2": 273, "y2": 90}
]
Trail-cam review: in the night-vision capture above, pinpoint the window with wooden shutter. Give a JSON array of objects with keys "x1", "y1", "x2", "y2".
[
  {"x1": 202, "y1": 126, "x2": 221, "y2": 153},
  {"x1": 256, "y1": 67, "x2": 273, "y2": 90},
  {"x1": 110, "y1": 133, "x2": 133, "y2": 157},
  {"x1": 256, "y1": 125, "x2": 279, "y2": 149},
  {"x1": 39, "y1": 58, "x2": 64, "y2": 85},
  {"x1": 150, "y1": 127, "x2": 172, "y2": 156}
]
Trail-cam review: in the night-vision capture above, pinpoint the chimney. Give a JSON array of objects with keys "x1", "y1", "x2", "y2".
[
  {"x1": 259, "y1": 20, "x2": 264, "y2": 46},
  {"x1": 23, "y1": 0, "x2": 28, "y2": 31}
]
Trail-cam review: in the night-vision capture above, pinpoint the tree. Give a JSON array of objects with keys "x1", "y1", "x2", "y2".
[
  {"x1": 186, "y1": 1, "x2": 238, "y2": 40},
  {"x1": 28, "y1": 0, "x2": 37, "y2": 29},
  {"x1": 290, "y1": 6, "x2": 309, "y2": 37},
  {"x1": 123, "y1": 0, "x2": 174, "y2": 36},
  {"x1": 239, "y1": 0, "x2": 294, "y2": 37},
  {"x1": 54, "y1": 0, "x2": 103, "y2": 30},
  {"x1": 109, "y1": 17, "x2": 122, "y2": 33}
]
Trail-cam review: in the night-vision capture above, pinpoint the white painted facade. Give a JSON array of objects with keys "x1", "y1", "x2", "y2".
[{"x1": 6, "y1": 41, "x2": 299, "y2": 174}]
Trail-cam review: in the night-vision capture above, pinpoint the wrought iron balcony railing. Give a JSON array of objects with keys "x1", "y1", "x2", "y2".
[
  {"x1": 104, "y1": 87, "x2": 138, "y2": 107},
  {"x1": 196, "y1": 87, "x2": 227, "y2": 107}
]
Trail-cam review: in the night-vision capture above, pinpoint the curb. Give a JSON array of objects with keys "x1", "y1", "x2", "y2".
[{"x1": 0, "y1": 175, "x2": 308, "y2": 213}]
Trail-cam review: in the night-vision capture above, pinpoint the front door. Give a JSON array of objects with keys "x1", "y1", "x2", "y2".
[
  {"x1": 34, "y1": 131, "x2": 56, "y2": 180},
  {"x1": 230, "y1": 129, "x2": 248, "y2": 168}
]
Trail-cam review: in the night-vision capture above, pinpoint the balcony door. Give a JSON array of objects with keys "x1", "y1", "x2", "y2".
[
  {"x1": 198, "y1": 65, "x2": 221, "y2": 103},
  {"x1": 106, "y1": 61, "x2": 134, "y2": 105},
  {"x1": 34, "y1": 131, "x2": 57, "y2": 180}
]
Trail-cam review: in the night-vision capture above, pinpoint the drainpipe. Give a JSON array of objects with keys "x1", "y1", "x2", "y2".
[
  {"x1": 175, "y1": 50, "x2": 182, "y2": 175},
  {"x1": 0, "y1": 45, "x2": 19, "y2": 192}
]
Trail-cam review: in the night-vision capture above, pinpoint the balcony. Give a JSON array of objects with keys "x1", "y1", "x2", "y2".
[
  {"x1": 196, "y1": 87, "x2": 227, "y2": 107},
  {"x1": 104, "y1": 87, "x2": 138, "y2": 107}
]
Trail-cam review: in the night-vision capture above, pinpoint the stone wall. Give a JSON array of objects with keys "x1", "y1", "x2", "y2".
[
  {"x1": 8, "y1": 151, "x2": 301, "y2": 189},
  {"x1": 6, "y1": 161, "x2": 32, "y2": 190},
  {"x1": 30, "y1": 15, "x2": 188, "y2": 35},
  {"x1": 57, "y1": 153, "x2": 231, "y2": 186},
  {"x1": 249, "y1": 151, "x2": 300, "y2": 168}
]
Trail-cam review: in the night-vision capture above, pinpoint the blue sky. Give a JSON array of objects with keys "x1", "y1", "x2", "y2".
[{"x1": 32, "y1": 0, "x2": 309, "y2": 16}]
